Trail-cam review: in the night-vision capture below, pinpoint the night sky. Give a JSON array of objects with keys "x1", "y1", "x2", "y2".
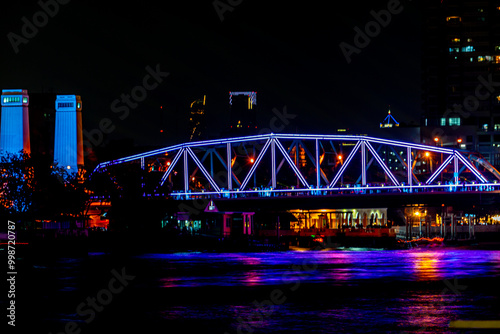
[{"x1": 0, "y1": 0, "x2": 422, "y2": 150}]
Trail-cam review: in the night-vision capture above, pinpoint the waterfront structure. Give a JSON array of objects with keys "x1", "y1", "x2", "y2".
[
  {"x1": 0, "y1": 89, "x2": 30, "y2": 156},
  {"x1": 53, "y1": 95, "x2": 83, "y2": 173},
  {"x1": 420, "y1": 1, "x2": 500, "y2": 165}
]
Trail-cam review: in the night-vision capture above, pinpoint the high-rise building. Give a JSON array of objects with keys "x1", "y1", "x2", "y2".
[
  {"x1": 229, "y1": 91, "x2": 257, "y2": 134},
  {"x1": 0, "y1": 89, "x2": 30, "y2": 156},
  {"x1": 54, "y1": 95, "x2": 83, "y2": 173},
  {"x1": 189, "y1": 95, "x2": 206, "y2": 141},
  {"x1": 420, "y1": 1, "x2": 500, "y2": 165}
]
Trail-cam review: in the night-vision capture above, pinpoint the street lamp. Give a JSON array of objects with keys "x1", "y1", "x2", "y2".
[
  {"x1": 425, "y1": 152, "x2": 432, "y2": 173},
  {"x1": 434, "y1": 137, "x2": 443, "y2": 182},
  {"x1": 338, "y1": 155, "x2": 343, "y2": 185}
]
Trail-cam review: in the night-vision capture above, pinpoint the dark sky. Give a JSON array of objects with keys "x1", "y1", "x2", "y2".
[{"x1": 0, "y1": 0, "x2": 422, "y2": 149}]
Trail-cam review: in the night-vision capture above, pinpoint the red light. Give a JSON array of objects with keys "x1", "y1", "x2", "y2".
[{"x1": 160, "y1": 129, "x2": 163, "y2": 133}]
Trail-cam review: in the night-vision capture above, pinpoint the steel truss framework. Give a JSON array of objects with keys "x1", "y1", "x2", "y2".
[{"x1": 93, "y1": 134, "x2": 499, "y2": 199}]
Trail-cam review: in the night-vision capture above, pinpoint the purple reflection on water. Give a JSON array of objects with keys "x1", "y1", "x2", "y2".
[{"x1": 138, "y1": 249, "x2": 500, "y2": 288}]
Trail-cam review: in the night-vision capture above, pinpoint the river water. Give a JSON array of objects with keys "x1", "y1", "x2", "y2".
[{"x1": 11, "y1": 248, "x2": 500, "y2": 333}]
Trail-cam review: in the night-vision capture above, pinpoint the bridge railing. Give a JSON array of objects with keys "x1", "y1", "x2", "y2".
[{"x1": 163, "y1": 182, "x2": 500, "y2": 200}]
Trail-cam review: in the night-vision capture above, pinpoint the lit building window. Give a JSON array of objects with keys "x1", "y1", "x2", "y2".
[
  {"x1": 446, "y1": 16, "x2": 462, "y2": 23},
  {"x1": 494, "y1": 124, "x2": 500, "y2": 131},
  {"x1": 462, "y1": 46, "x2": 475, "y2": 52},
  {"x1": 483, "y1": 124, "x2": 489, "y2": 131},
  {"x1": 496, "y1": 56, "x2": 500, "y2": 64},
  {"x1": 478, "y1": 56, "x2": 486, "y2": 62},
  {"x1": 467, "y1": 38, "x2": 473, "y2": 43},
  {"x1": 440, "y1": 118, "x2": 446, "y2": 126},
  {"x1": 452, "y1": 38, "x2": 460, "y2": 43},
  {"x1": 3, "y1": 96, "x2": 21, "y2": 103},
  {"x1": 497, "y1": 95, "x2": 500, "y2": 103},
  {"x1": 495, "y1": 46, "x2": 500, "y2": 52},
  {"x1": 449, "y1": 47, "x2": 459, "y2": 53},
  {"x1": 448, "y1": 117, "x2": 461, "y2": 126}
]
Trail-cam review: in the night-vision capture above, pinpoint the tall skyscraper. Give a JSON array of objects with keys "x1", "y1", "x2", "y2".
[
  {"x1": 0, "y1": 89, "x2": 30, "y2": 156},
  {"x1": 420, "y1": 1, "x2": 500, "y2": 165},
  {"x1": 189, "y1": 95, "x2": 206, "y2": 141},
  {"x1": 229, "y1": 91, "x2": 257, "y2": 134},
  {"x1": 54, "y1": 95, "x2": 83, "y2": 173}
]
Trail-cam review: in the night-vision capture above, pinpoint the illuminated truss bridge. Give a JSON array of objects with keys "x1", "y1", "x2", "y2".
[{"x1": 92, "y1": 134, "x2": 500, "y2": 199}]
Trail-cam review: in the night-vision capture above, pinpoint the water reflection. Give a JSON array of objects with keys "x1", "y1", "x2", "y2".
[
  {"x1": 411, "y1": 251, "x2": 443, "y2": 280},
  {"x1": 137, "y1": 249, "x2": 499, "y2": 288}
]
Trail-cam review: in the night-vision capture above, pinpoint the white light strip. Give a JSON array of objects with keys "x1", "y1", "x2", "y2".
[
  {"x1": 274, "y1": 139, "x2": 309, "y2": 187},
  {"x1": 239, "y1": 138, "x2": 272, "y2": 190},
  {"x1": 426, "y1": 154, "x2": 454, "y2": 184},
  {"x1": 365, "y1": 141, "x2": 400, "y2": 186},
  {"x1": 171, "y1": 182, "x2": 500, "y2": 197},
  {"x1": 329, "y1": 141, "x2": 362, "y2": 188},
  {"x1": 455, "y1": 153, "x2": 488, "y2": 183},
  {"x1": 186, "y1": 147, "x2": 221, "y2": 192},
  {"x1": 160, "y1": 148, "x2": 184, "y2": 186}
]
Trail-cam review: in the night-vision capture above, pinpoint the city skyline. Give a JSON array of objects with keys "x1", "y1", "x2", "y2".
[{"x1": 0, "y1": 0, "x2": 422, "y2": 149}]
